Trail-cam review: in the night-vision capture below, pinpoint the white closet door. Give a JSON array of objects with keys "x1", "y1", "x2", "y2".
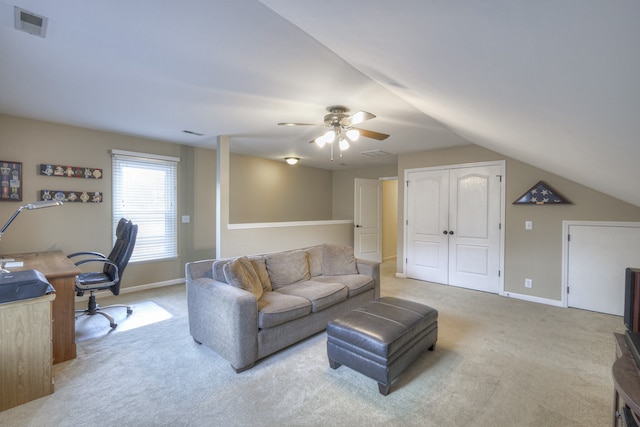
[
  {"x1": 448, "y1": 165, "x2": 502, "y2": 293},
  {"x1": 406, "y1": 169, "x2": 449, "y2": 283}
]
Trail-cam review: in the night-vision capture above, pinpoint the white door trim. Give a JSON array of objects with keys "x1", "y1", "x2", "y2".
[{"x1": 403, "y1": 160, "x2": 506, "y2": 295}]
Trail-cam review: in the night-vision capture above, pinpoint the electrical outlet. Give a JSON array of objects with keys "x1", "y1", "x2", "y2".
[
  {"x1": 525, "y1": 278, "x2": 533, "y2": 288},
  {"x1": 525, "y1": 221, "x2": 533, "y2": 230}
]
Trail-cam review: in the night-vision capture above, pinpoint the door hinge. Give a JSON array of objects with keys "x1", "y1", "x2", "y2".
[
  {"x1": 406, "y1": 219, "x2": 408, "y2": 225},
  {"x1": 567, "y1": 234, "x2": 571, "y2": 242},
  {"x1": 567, "y1": 286, "x2": 570, "y2": 294},
  {"x1": 406, "y1": 180, "x2": 409, "y2": 187},
  {"x1": 499, "y1": 223, "x2": 502, "y2": 230},
  {"x1": 498, "y1": 270, "x2": 501, "y2": 277},
  {"x1": 496, "y1": 174, "x2": 503, "y2": 182}
]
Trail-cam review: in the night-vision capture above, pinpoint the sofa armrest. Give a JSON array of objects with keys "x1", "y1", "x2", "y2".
[
  {"x1": 186, "y1": 275, "x2": 259, "y2": 371},
  {"x1": 186, "y1": 259, "x2": 215, "y2": 282},
  {"x1": 356, "y1": 258, "x2": 381, "y2": 299}
]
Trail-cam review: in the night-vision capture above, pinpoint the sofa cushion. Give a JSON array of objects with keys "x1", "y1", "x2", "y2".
[
  {"x1": 275, "y1": 280, "x2": 348, "y2": 312},
  {"x1": 322, "y1": 244, "x2": 358, "y2": 276},
  {"x1": 249, "y1": 256, "x2": 272, "y2": 292},
  {"x1": 223, "y1": 256, "x2": 263, "y2": 299},
  {"x1": 307, "y1": 245, "x2": 323, "y2": 278},
  {"x1": 312, "y1": 274, "x2": 374, "y2": 297},
  {"x1": 265, "y1": 250, "x2": 310, "y2": 289},
  {"x1": 257, "y1": 291, "x2": 312, "y2": 329}
]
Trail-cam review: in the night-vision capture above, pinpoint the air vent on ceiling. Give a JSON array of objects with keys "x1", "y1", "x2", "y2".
[
  {"x1": 14, "y1": 7, "x2": 48, "y2": 38},
  {"x1": 360, "y1": 149, "x2": 390, "y2": 157}
]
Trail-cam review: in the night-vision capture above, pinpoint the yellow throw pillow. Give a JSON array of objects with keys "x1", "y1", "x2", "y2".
[{"x1": 223, "y1": 256, "x2": 263, "y2": 299}]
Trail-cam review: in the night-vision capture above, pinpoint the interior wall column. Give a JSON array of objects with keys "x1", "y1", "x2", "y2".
[{"x1": 216, "y1": 135, "x2": 230, "y2": 259}]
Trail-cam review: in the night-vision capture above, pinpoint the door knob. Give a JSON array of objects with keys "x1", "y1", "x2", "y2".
[
  {"x1": 356, "y1": 225, "x2": 362, "y2": 228},
  {"x1": 449, "y1": 230, "x2": 454, "y2": 235},
  {"x1": 443, "y1": 230, "x2": 448, "y2": 235}
]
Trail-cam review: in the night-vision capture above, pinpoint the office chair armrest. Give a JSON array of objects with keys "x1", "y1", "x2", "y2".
[
  {"x1": 73, "y1": 258, "x2": 120, "y2": 290},
  {"x1": 68, "y1": 251, "x2": 107, "y2": 260}
]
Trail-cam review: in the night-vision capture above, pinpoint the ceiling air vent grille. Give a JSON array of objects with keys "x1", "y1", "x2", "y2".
[
  {"x1": 14, "y1": 7, "x2": 48, "y2": 38},
  {"x1": 360, "y1": 149, "x2": 390, "y2": 157}
]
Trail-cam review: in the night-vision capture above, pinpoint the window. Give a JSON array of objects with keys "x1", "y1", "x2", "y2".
[{"x1": 112, "y1": 150, "x2": 179, "y2": 262}]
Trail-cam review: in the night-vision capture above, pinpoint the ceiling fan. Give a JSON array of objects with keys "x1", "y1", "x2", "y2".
[{"x1": 279, "y1": 105, "x2": 390, "y2": 161}]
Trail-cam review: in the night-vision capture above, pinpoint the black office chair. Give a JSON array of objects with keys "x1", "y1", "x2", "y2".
[{"x1": 69, "y1": 218, "x2": 138, "y2": 329}]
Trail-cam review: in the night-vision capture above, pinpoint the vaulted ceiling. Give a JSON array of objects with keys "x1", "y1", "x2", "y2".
[{"x1": 1, "y1": 1, "x2": 639, "y2": 205}]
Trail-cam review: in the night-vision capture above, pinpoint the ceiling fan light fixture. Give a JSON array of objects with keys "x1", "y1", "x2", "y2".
[
  {"x1": 346, "y1": 129, "x2": 360, "y2": 141},
  {"x1": 285, "y1": 157, "x2": 299, "y2": 165},
  {"x1": 315, "y1": 130, "x2": 335, "y2": 148},
  {"x1": 339, "y1": 138, "x2": 350, "y2": 151}
]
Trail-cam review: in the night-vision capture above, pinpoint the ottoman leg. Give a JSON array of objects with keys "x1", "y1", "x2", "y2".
[
  {"x1": 378, "y1": 382, "x2": 391, "y2": 396},
  {"x1": 329, "y1": 359, "x2": 341, "y2": 369}
]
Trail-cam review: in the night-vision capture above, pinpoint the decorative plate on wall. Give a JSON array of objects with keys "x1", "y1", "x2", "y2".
[
  {"x1": 39, "y1": 190, "x2": 102, "y2": 203},
  {"x1": 40, "y1": 164, "x2": 102, "y2": 179}
]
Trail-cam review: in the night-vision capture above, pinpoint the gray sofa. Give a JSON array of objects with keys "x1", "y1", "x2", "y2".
[{"x1": 185, "y1": 244, "x2": 380, "y2": 372}]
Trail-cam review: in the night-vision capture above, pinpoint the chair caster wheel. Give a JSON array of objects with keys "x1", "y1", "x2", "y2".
[
  {"x1": 127, "y1": 308, "x2": 133, "y2": 316},
  {"x1": 110, "y1": 323, "x2": 117, "y2": 329}
]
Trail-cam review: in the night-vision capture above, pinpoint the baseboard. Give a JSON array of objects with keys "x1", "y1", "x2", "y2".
[
  {"x1": 75, "y1": 278, "x2": 184, "y2": 303},
  {"x1": 395, "y1": 272, "x2": 407, "y2": 279},
  {"x1": 502, "y1": 291, "x2": 563, "y2": 307}
]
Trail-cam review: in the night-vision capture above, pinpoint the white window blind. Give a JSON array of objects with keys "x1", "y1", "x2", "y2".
[{"x1": 112, "y1": 150, "x2": 179, "y2": 262}]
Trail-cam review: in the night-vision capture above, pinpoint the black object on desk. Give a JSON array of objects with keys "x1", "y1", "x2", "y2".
[{"x1": 0, "y1": 269, "x2": 55, "y2": 304}]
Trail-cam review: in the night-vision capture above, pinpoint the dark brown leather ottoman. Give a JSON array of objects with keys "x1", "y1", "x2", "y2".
[{"x1": 326, "y1": 296, "x2": 438, "y2": 395}]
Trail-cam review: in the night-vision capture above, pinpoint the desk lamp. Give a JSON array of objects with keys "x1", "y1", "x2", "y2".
[{"x1": 0, "y1": 200, "x2": 63, "y2": 241}]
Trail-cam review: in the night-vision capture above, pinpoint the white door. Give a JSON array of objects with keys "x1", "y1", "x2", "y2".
[
  {"x1": 405, "y1": 163, "x2": 503, "y2": 294},
  {"x1": 448, "y1": 166, "x2": 502, "y2": 293},
  {"x1": 406, "y1": 169, "x2": 449, "y2": 283},
  {"x1": 566, "y1": 222, "x2": 640, "y2": 315},
  {"x1": 354, "y1": 178, "x2": 382, "y2": 263}
]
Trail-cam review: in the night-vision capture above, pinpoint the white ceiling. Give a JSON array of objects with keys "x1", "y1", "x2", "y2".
[{"x1": 1, "y1": 1, "x2": 639, "y2": 205}]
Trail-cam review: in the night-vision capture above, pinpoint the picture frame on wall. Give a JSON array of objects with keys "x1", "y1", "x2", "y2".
[{"x1": 0, "y1": 161, "x2": 22, "y2": 201}]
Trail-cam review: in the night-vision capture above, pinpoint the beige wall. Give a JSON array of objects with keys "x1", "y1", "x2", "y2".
[
  {"x1": 8, "y1": 113, "x2": 638, "y2": 302},
  {"x1": 0, "y1": 114, "x2": 351, "y2": 290},
  {"x1": 398, "y1": 145, "x2": 640, "y2": 301},
  {"x1": 0, "y1": 114, "x2": 190, "y2": 289},
  {"x1": 229, "y1": 154, "x2": 333, "y2": 223},
  {"x1": 331, "y1": 164, "x2": 398, "y2": 220}
]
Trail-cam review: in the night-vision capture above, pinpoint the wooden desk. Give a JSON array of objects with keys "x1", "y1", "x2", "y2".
[
  {"x1": 613, "y1": 333, "x2": 640, "y2": 426},
  {"x1": 0, "y1": 293, "x2": 55, "y2": 411},
  {"x1": 3, "y1": 251, "x2": 81, "y2": 364}
]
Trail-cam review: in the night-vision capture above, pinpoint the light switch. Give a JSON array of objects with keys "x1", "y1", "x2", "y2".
[
  {"x1": 525, "y1": 221, "x2": 533, "y2": 230},
  {"x1": 182, "y1": 215, "x2": 190, "y2": 224}
]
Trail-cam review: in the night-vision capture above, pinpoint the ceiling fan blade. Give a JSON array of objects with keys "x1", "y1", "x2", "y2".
[
  {"x1": 278, "y1": 122, "x2": 317, "y2": 126},
  {"x1": 354, "y1": 127, "x2": 390, "y2": 141},
  {"x1": 341, "y1": 111, "x2": 375, "y2": 127}
]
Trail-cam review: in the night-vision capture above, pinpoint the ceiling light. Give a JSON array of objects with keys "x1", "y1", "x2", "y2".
[
  {"x1": 339, "y1": 138, "x2": 350, "y2": 151},
  {"x1": 346, "y1": 129, "x2": 360, "y2": 141},
  {"x1": 285, "y1": 157, "x2": 299, "y2": 165},
  {"x1": 315, "y1": 130, "x2": 335, "y2": 148}
]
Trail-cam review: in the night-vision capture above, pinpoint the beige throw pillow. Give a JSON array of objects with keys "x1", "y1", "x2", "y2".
[
  {"x1": 223, "y1": 256, "x2": 263, "y2": 299},
  {"x1": 250, "y1": 256, "x2": 272, "y2": 292},
  {"x1": 322, "y1": 244, "x2": 358, "y2": 276}
]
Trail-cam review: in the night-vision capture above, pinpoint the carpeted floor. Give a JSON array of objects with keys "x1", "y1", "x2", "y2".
[{"x1": 0, "y1": 262, "x2": 626, "y2": 426}]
